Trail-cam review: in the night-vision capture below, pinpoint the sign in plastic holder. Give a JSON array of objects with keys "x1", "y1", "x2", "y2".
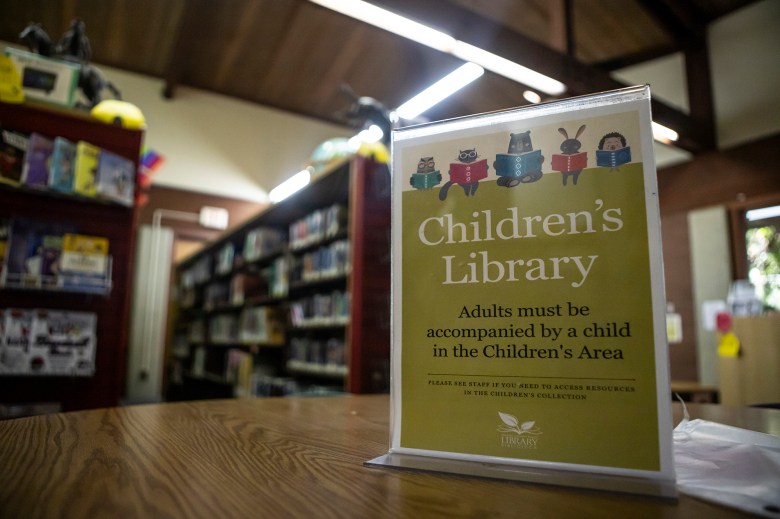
[{"x1": 366, "y1": 85, "x2": 676, "y2": 498}]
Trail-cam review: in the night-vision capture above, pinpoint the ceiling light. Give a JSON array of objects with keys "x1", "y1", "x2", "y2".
[
  {"x1": 746, "y1": 205, "x2": 780, "y2": 221},
  {"x1": 269, "y1": 168, "x2": 312, "y2": 203},
  {"x1": 523, "y1": 90, "x2": 542, "y2": 104},
  {"x1": 309, "y1": 0, "x2": 455, "y2": 52},
  {"x1": 396, "y1": 63, "x2": 484, "y2": 120},
  {"x1": 309, "y1": 0, "x2": 565, "y2": 96},
  {"x1": 651, "y1": 121, "x2": 679, "y2": 144},
  {"x1": 452, "y1": 42, "x2": 565, "y2": 96}
]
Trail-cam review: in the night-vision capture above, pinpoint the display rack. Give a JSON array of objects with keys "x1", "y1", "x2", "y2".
[
  {"x1": 0, "y1": 100, "x2": 143, "y2": 411},
  {"x1": 168, "y1": 155, "x2": 391, "y2": 399}
]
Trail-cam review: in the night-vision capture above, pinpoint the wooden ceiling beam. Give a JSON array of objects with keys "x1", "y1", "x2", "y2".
[
  {"x1": 594, "y1": 44, "x2": 680, "y2": 71},
  {"x1": 162, "y1": 0, "x2": 208, "y2": 99},
  {"x1": 635, "y1": 0, "x2": 706, "y2": 42},
  {"x1": 372, "y1": 0, "x2": 714, "y2": 153},
  {"x1": 636, "y1": 0, "x2": 716, "y2": 149}
]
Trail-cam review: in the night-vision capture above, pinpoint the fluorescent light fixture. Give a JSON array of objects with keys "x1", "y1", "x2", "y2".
[
  {"x1": 269, "y1": 168, "x2": 312, "y2": 203},
  {"x1": 652, "y1": 121, "x2": 679, "y2": 144},
  {"x1": 453, "y1": 42, "x2": 565, "y2": 96},
  {"x1": 396, "y1": 63, "x2": 484, "y2": 119},
  {"x1": 309, "y1": 0, "x2": 566, "y2": 96},
  {"x1": 523, "y1": 90, "x2": 542, "y2": 104},
  {"x1": 746, "y1": 205, "x2": 780, "y2": 222},
  {"x1": 309, "y1": 0, "x2": 455, "y2": 52}
]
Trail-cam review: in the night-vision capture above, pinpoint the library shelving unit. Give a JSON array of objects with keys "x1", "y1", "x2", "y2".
[
  {"x1": 0, "y1": 100, "x2": 143, "y2": 412},
  {"x1": 169, "y1": 155, "x2": 391, "y2": 399}
]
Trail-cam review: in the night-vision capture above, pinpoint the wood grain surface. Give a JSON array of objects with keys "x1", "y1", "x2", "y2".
[{"x1": 0, "y1": 395, "x2": 775, "y2": 518}]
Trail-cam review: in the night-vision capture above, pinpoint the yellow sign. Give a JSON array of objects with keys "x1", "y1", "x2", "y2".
[
  {"x1": 381, "y1": 86, "x2": 675, "y2": 493},
  {"x1": 0, "y1": 55, "x2": 24, "y2": 104},
  {"x1": 718, "y1": 332, "x2": 741, "y2": 357}
]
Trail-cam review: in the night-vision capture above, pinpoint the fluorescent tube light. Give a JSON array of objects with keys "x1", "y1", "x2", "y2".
[
  {"x1": 269, "y1": 168, "x2": 312, "y2": 203},
  {"x1": 309, "y1": 0, "x2": 455, "y2": 52},
  {"x1": 523, "y1": 90, "x2": 542, "y2": 104},
  {"x1": 452, "y1": 42, "x2": 565, "y2": 96},
  {"x1": 746, "y1": 205, "x2": 780, "y2": 222},
  {"x1": 651, "y1": 121, "x2": 679, "y2": 144},
  {"x1": 308, "y1": 0, "x2": 566, "y2": 96},
  {"x1": 396, "y1": 63, "x2": 484, "y2": 119}
]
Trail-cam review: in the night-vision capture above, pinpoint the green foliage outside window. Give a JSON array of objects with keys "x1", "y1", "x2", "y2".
[{"x1": 747, "y1": 225, "x2": 780, "y2": 310}]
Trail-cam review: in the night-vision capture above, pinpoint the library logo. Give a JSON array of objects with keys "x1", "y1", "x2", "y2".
[{"x1": 497, "y1": 412, "x2": 542, "y2": 449}]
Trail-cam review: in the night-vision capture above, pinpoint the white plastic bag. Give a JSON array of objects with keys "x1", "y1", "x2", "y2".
[{"x1": 674, "y1": 411, "x2": 780, "y2": 517}]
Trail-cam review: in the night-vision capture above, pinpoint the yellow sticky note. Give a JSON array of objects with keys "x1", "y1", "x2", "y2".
[{"x1": 718, "y1": 332, "x2": 740, "y2": 357}]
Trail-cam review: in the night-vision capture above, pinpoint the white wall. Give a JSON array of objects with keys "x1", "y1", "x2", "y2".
[
  {"x1": 688, "y1": 206, "x2": 732, "y2": 386},
  {"x1": 709, "y1": 0, "x2": 780, "y2": 148},
  {"x1": 102, "y1": 66, "x2": 353, "y2": 202}
]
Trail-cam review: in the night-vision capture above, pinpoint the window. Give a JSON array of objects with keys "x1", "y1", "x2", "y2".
[{"x1": 745, "y1": 205, "x2": 780, "y2": 311}]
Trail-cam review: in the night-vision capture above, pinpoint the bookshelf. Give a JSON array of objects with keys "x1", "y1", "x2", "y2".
[
  {"x1": 169, "y1": 155, "x2": 391, "y2": 399},
  {"x1": 0, "y1": 100, "x2": 144, "y2": 412}
]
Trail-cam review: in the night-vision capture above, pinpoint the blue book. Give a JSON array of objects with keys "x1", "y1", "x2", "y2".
[
  {"x1": 494, "y1": 149, "x2": 543, "y2": 178},
  {"x1": 596, "y1": 146, "x2": 632, "y2": 168},
  {"x1": 49, "y1": 137, "x2": 77, "y2": 193}
]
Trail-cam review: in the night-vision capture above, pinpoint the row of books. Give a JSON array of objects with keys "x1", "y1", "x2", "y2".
[
  {"x1": 289, "y1": 336, "x2": 346, "y2": 367},
  {"x1": 289, "y1": 290, "x2": 350, "y2": 327},
  {"x1": 0, "y1": 308, "x2": 97, "y2": 376},
  {"x1": 204, "y1": 305, "x2": 285, "y2": 345},
  {"x1": 293, "y1": 239, "x2": 350, "y2": 283},
  {"x1": 244, "y1": 227, "x2": 285, "y2": 263},
  {"x1": 289, "y1": 204, "x2": 348, "y2": 250},
  {"x1": 252, "y1": 374, "x2": 342, "y2": 397},
  {"x1": 0, "y1": 218, "x2": 111, "y2": 294},
  {"x1": 0, "y1": 125, "x2": 136, "y2": 206}
]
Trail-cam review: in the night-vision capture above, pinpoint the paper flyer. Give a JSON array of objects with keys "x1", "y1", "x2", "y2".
[{"x1": 387, "y1": 86, "x2": 674, "y2": 486}]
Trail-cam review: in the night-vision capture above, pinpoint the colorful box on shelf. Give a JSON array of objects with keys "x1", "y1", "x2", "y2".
[
  {"x1": 4, "y1": 47, "x2": 80, "y2": 107},
  {"x1": 58, "y1": 233, "x2": 112, "y2": 294}
]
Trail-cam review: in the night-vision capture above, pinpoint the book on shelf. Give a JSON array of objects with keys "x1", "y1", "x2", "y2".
[
  {"x1": 208, "y1": 313, "x2": 239, "y2": 344},
  {"x1": 243, "y1": 227, "x2": 285, "y2": 262},
  {"x1": 21, "y1": 133, "x2": 53, "y2": 188},
  {"x1": 239, "y1": 305, "x2": 284, "y2": 344},
  {"x1": 59, "y1": 232, "x2": 110, "y2": 291},
  {"x1": 226, "y1": 349, "x2": 254, "y2": 397},
  {"x1": 2, "y1": 218, "x2": 75, "y2": 289},
  {"x1": 0, "y1": 125, "x2": 28, "y2": 186},
  {"x1": 95, "y1": 149, "x2": 135, "y2": 206},
  {"x1": 73, "y1": 140, "x2": 100, "y2": 197},
  {"x1": 48, "y1": 136, "x2": 77, "y2": 193},
  {"x1": 230, "y1": 272, "x2": 266, "y2": 305},
  {"x1": 289, "y1": 203, "x2": 348, "y2": 249},
  {"x1": 215, "y1": 242, "x2": 235, "y2": 275},
  {"x1": 288, "y1": 337, "x2": 346, "y2": 370},
  {"x1": 0, "y1": 218, "x2": 9, "y2": 279}
]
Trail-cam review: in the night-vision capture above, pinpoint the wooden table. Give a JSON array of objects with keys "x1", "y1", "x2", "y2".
[{"x1": 0, "y1": 395, "x2": 776, "y2": 518}]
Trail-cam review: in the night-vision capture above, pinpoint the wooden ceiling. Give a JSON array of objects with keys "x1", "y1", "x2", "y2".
[{"x1": 0, "y1": 0, "x2": 760, "y2": 154}]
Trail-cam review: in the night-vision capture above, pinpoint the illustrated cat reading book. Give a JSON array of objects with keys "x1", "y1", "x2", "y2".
[{"x1": 439, "y1": 148, "x2": 488, "y2": 200}]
